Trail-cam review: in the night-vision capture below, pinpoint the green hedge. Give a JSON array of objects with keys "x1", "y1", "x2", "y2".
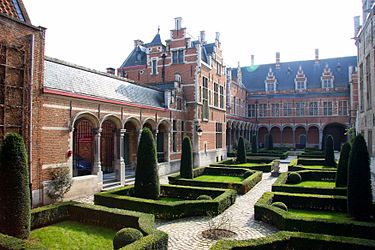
[
  {"x1": 272, "y1": 171, "x2": 347, "y2": 196},
  {"x1": 168, "y1": 166, "x2": 262, "y2": 194},
  {"x1": 247, "y1": 151, "x2": 288, "y2": 159},
  {"x1": 298, "y1": 154, "x2": 325, "y2": 159},
  {"x1": 210, "y1": 158, "x2": 273, "y2": 172},
  {"x1": 210, "y1": 231, "x2": 375, "y2": 250},
  {"x1": 94, "y1": 184, "x2": 236, "y2": 219},
  {"x1": 0, "y1": 233, "x2": 47, "y2": 250},
  {"x1": 297, "y1": 158, "x2": 326, "y2": 166},
  {"x1": 254, "y1": 192, "x2": 375, "y2": 240},
  {"x1": 1, "y1": 202, "x2": 168, "y2": 250},
  {"x1": 288, "y1": 159, "x2": 336, "y2": 171}
]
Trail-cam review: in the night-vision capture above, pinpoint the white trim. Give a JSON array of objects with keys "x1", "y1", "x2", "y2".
[
  {"x1": 42, "y1": 162, "x2": 69, "y2": 170},
  {"x1": 43, "y1": 103, "x2": 70, "y2": 109},
  {"x1": 42, "y1": 126, "x2": 70, "y2": 131}
]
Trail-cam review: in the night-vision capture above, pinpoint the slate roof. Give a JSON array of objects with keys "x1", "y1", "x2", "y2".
[
  {"x1": 0, "y1": 0, "x2": 28, "y2": 22},
  {"x1": 120, "y1": 45, "x2": 148, "y2": 68},
  {"x1": 147, "y1": 33, "x2": 163, "y2": 46},
  {"x1": 232, "y1": 56, "x2": 357, "y2": 92},
  {"x1": 44, "y1": 57, "x2": 165, "y2": 108}
]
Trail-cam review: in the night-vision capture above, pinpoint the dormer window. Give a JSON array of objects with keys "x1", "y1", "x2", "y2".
[
  {"x1": 321, "y1": 64, "x2": 334, "y2": 88},
  {"x1": 294, "y1": 66, "x2": 307, "y2": 90},
  {"x1": 322, "y1": 79, "x2": 333, "y2": 88},
  {"x1": 265, "y1": 68, "x2": 277, "y2": 92}
]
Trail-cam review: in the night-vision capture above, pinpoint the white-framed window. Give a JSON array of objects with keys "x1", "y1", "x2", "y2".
[
  {"x1": 309, "y1": 102, "x2": 318, "y2": 116},
  {"x1": 151, "y1": 58, "x2": 158, "y2": 75},
  {"x1": 323, "y1": 101, "x2": 332, "y2": 116},
  {"x1": 202, "y1": 76, "x2": 209, "y2": 120},
  {"x1": 322, "y1": 79, "x2": 333, "y2": 88},
  {"x1": 338, "y1": 101, "x2": 348, "y2": 116},
  {"x1": 283, "y1": 103, "x2": 292, "y2": 116},
  {"x1": 248, "y1": 104, "x2": 256, "y2": 117},
  {"x1": 271, "y1": 103, "x2": 280, "y2": 117},
  {"x1": 296, "y1": 102, "x2": 305, "y2": 116},
  {"x1": 214, "y1": 82, "x2": 219, "y2": 107},
  {"x1": 258, "y1": 104, "x2": 267, "y2": 117},
  {"x1": 172, "y1": 50, "x2": 184, "y2": 64},
  {"x1": 219, "y1": 85, "x2": 224, "y2": 109},
  {"x1": 295, "y1": 81, "x2": 305, "y2": 90}
]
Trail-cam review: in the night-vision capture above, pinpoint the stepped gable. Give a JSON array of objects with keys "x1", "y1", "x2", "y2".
[{"x1": 0, "y1": 0, "x2": 30, "y2": 23}]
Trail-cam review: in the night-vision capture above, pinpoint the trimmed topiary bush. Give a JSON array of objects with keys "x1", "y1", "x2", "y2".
[
  {"x1": 180, "y1": 137, "x2": 193, "y2": 179},
  {"x1": 196, "y1": 195, "x2": 212, "y2": 200},
  {"x1": 0, "y1": 133, "x2": 30, "y2": 239},
  {"x1": 336, "y1": 142, "x2": 351, "y2": 188},
  {"x1": 287, "y1": 172, "x2": 302, "y2": 184},
  {"x1": 271, "y1": 202, "x2": 288, "y2": 211},
  {"x1": 324, "y1": 135, "x2": 336, "y2": 168},
  {"x1": 236, "y1": 137, "x2": 246, "y2": 163},
  {"x1": 251, "y1": 134, "x2": 257, "y2": 153},
  {"x1": 113, "y1": 227, "x2": 143, "y2": 250},
  {"x1": 134, "y1": 127, "x2": 160, "y2": 200},
  {"x1": 347, "y1": 134, "x2": 373, "y2": 221}
]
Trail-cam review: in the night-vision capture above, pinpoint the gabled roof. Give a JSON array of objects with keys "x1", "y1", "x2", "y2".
[
  {"x1": 201, "y1": 43, "x2": 215, "y2": 64},
  {"x1": 44, "y1": 57, "x2": 165, "y2": 108},
  {"x1": 120, "y1": 45, "x2": 147, "y2": 68},
  {"x1": 232, "y1": 56, "x2": 357, "y2": 91},
  {"x1": 147, "y1": 33, "x2": 163, "y2": 46},
  {"x1": 0, "y1": 0, "x2": 30, "y2": 23}
]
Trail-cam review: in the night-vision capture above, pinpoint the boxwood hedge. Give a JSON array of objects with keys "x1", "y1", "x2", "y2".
[
  {"x1": 288, "y1": 159, "x2": 336, "y2": 171},
  {"x1": 94, "y1": 184, "x2": 236, "y2": 219},
  {"x1": 168, "y1": 166, "x2": 262, "y2": 194},
  {"x1": 272, "y1": 171, "x2": 347, "y2": 196},
  {"x1": 210, "y1": 158, "x2": 274, "y2": 172},
  {"x1": 210, "y1": 231, "x2": 375, "y2": 250},
  {"x1": 254, "y1": 192, "x2": 375, "y2": 240}
]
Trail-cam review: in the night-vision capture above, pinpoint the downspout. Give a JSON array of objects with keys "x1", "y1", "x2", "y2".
[{"x1": 28, "y1": 34, "x2": 34, "y2": 205}]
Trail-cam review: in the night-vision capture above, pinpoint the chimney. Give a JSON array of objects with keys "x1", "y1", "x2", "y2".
[
  {"x1": 134, "y1": 39, "x2": 143, "y2": 48},
  {"x1": 251, "y1": 55, "x2": 255, "y2": 66},
  {"x1": 315, "y1": 49, "x2": 319, "y2": 64},
  {"x1": 200, "y1": 31, "x2": 206, "y2": 44},
  {"x1": 275, "y1": 52, "x2": 280, "y2": 69},
  {"x1": 215, "y1": 32, "x2": 220, "y2": 41},
  {"x1": 175, "y1": 17, "x2": 182, "y2": 30},
  {"x1": 106, "y1": 67, "x2": 115, "y2": 75},
  {"x1": 354, "y1": 16, "x2": 361, "y2": 37}
]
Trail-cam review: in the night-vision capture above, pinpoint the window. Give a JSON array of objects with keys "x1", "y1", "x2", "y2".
[
  {"x1": 202, "y1": 77, "x2": 209, "y2": 120},
  {"x1": 172, "y1": 50, "x2": 184, "y2": 64},
  {"x1": 338, "y1": 101, "x2": 348, "y2": 116},
  {"x1": 258, "y1": 104, "x2": 267, "y2": 117},
  {"x1": 267, "y1": 82, "x2": 275, "y2": 92},
  {"x1": 283, "y1": 103, "x2": 292, "y2": 116},
  {"x1": 216, "y1": 123, "x2": 222, "y2": 148},
  {"x1": 151, "y1": 58, "x2": 157, "y2": 75},
  {"x1": 176, "y1": 97, "x2": 182, "y2": 110},
  {"x1": 216, "y1": 62, "x2": 222, "y2": 75},
  {"x1": 174, "y1": 74, "x2": 181, "y2": 83},
  {"x1": 214, "y1": 83, "x2": 219, "y2": 107},
  {"x1": 271, "y1": 103, "x2": 280, "y2": 117},
  {"x1": 248, "y1": 104, "x2": 256, "y2": 117},
  {"x1": 219, "y1": 85, "x2": 224, "y2": 109},
  {"x1": 296, "y1": 81, "x2": 305, "y2": 90},
  {"x1": 296, "y1": 102, "x2": 305, "y2": 116},
  {"x1": 172, "y1": 120, "x2": 177, "y2": 152},
  {"x1": 322, "y1": 79, "x2": 332, "y2": 88},
  {"x1": 323, "y1": 101, "x2": 332, "y2": 116},
  {"x1": 309, "y1": 102, "x2": 318, "y2": 116}
]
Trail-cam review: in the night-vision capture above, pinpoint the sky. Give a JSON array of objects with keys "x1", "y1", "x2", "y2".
[{"x1": 23, "y1": 0, "x2": 362, "y2": 72}]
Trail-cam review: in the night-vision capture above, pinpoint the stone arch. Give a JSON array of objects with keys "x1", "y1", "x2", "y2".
[
  {"x1": 123, "y1": 117, "x2": 141, "y2": 171},
  {"x1": 323, "y1": 123, "x2": 347, "y2": 150},
  {"x1": 295, "y1": 126, "x2": 307, "y2": 149},
  {"x1": 142, "y1": 117, "x2": 157, "y2": 131},
  {"x1": 282, "y1": 126, "x2": 293, "y2": 146},
  {"x1": 270, "y1": 126, "x2": 282, "y2": 146},
  {"x1": 307, "y1": 125, "x2": 319, "y2": 148},
  {"x1": 157, "y1": 119, "x2": 170, "y2": 163},
  {"x1": 258, "y1": 126, "x2": 269, "y2": 147},
  {"x1": 99, "y1": 114, "x2": 122, "y2": 129},
  {"x1": 70, "y1": 111, "x2": 99, "y2": 130}
]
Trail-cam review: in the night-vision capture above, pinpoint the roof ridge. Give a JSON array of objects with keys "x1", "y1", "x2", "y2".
[{"x1": 44, "y1": 56, "x2": 163, "y2": 93}]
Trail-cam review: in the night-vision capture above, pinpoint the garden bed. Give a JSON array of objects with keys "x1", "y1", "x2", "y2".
[
  {"x1": 0, "y1": 202, "x2": 168, "y2": 250},
  {"x1": 272, "y1": 171, "x2": 346, "y2": 195},
  {"x1": 210, "y1": 157, "x2": 277, "y2": 172},
  {"x1": 94, "y1": 184, "x2": 236, "y2": 219},
  {"x1": 254, "y1": 192, "x2": 375, "y2": 240},
  {"x1": 168, "y1": 166, "x2": 262, "y2": 194},
  {"x1": 288, "y1": 159, "x2": 336, "y2": 171},
  {"x1": 210, "y1": 231, "x2": 375, "y2": 249}
]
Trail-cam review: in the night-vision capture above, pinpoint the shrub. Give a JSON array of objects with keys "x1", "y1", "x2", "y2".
[
  {"x1": 134, "y1": 127, "x2": 160, "y2": 200},
  {"x1": 196, "y1": 195, "x2": 212, "y2": 200},
  {"x1": 244, "y1": 171, "x2": 253, "y2": 178},
  {"x1": 0, "y1": 133, "x2": 30, "y2": 239},
  {"x1": 180, "y1": 137, "x2": 193, "y2": 179},
  {"x1": 271, "y1": 202, "x2": 288, "y2": 211},
  {"x1": 324, "y1": 135, "x2": 336, "y2": 168},
  {"x1": 347, "y1": 134, "x2": 373, "y2": 221},
  {"x1": 335, "y1": 142, "x2": 351, "y2": 188},
  {"x1": 236, "y1": 137, "x2": 246, "y2": 163},
  {"x1": 47, "y1": 167, "x2": 73, "y2": 202},
  {"x1": 287, "y1": 172, "x2": 302, "y2": 184},
  {"x1": 113, "y1": 227, "x2": 143, "y2": 250},
  {"x1": 251, "y1": 134, "x2": 257, "y2": 153}
]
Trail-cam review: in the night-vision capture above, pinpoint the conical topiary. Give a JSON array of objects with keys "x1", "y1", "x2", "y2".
[
  {"x1": 237, "y1": 137, "x2": 246, "y2": 163},
  {"x1": 134, "y1": 127, "x2": 160, "y2": 199},
  {"x1": 180, "y1": 136, "x2": 193, "y2": 179},
  {"x1": 335, "y1": 142, "x2": 351, "y2": 187},
  {"x1": 347, "y1": 134, "x2": 373, "y2": 221},
  {"x1": 0, "y1": 133, "x2": 30, "y2": 239},
  {"x1": 251, "y1": 134, "x2": 257, "y2": 153},
  {"x1": 324, "y1": 135, "x2": 336, "y2": 167}
]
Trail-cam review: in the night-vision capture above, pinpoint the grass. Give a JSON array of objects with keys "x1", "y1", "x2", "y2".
[
  {"x1": 234, "y1": 162, "x2": 269, "y2": 167},
  {"x1": 193, "y1": 174, "x2": 244, "y2": 183},
  {"x1": 288, "y1": 209, "x2": 350, "y2": 221},
  {"x1": 30, "y1": 220, "x2": 117, "y2": 250},
  {"x1": 159, "y1": 196, "x2": 185, "y2": 202},
  {"x1": 293, "y1": 181, "x2": 335, "y2": 188},
  {"x1": 297, "y1": 165, "x2": 332, "y2": 169}
]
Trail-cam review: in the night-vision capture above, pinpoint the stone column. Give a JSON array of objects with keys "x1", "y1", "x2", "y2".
[
  {"x1": 228, "y1": 127, "x2": 232, "y2": 151},
  {"x1": 166, "y1": 129, "x2": 171, "y2": 162},
  {"x1": 117, "y1": 129, "x2": 126, "y2": 185},
  {"x1": 93, "y1": 128, "x2": 103, "y2": 185},
  {"x1": 292, "y1": 127, "x2": 296, "y2": 148},
  {"x1": 319, "y1": 128, "x2": 323, "y2": 150}
]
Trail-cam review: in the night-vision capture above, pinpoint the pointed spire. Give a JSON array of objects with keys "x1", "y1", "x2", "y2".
[{"x1": 158, "y1": 25, "x2": 160, "y2": 34}]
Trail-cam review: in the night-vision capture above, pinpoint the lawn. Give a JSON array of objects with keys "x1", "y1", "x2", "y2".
[
  {"x1": 293, "y1": 181, "x2": 335, "y2": 188},
  {"x1": 288, "y1": 209, "x2": 350, "y2": 221},
  {"x1": 159, "y1": 196, "x2": 185, "y2": 202},
  {"x1": 193, "y1": 174, "x2": 244, "y2": 183},
  {"x1": 30, "y1": 220, "x2": 117, "y2": 250}
]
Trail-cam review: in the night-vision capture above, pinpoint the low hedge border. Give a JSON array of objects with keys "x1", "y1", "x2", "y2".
[
  {"x1": 254, "y1": 192, "x2": 375, "y2": 240},
  {"x1": 210, "y1": 158, "x2": 274, "y2": 172},
  {"x1": 298, "y1": 154, "x2": 325, "y2": 159},
  {"x1": 94, "y1": 184, "x2": 236, "y2": 219},
  {"x1": 297, "y1": 158, "x2": 326, "y2": 166},
  {"x1": 1, "y1": 202, "x2": 168, "y2": 250},
  {"x1": 210, "y1": 231, "x2": 375, "y2": 250},
  {"x1": 168, "y1": 166, "x2": 262, "y2": 194},
  {"x1": 288, "y1": 159, "x2": 336, "y2": 172},
  {"x1": 272, "y1": 171, "x2": 347, "y2": 196}
]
